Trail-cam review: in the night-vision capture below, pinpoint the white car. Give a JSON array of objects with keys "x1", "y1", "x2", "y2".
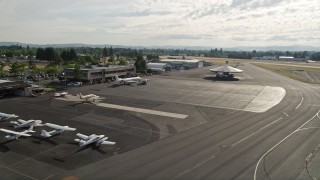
[{"x1": 67, "y1": 82, "x2": 82, "y2": 87}]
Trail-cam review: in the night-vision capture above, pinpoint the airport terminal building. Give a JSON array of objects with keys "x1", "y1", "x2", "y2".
[{"x1": 65, "y1": 65, "x2": 135, "y2": 83}]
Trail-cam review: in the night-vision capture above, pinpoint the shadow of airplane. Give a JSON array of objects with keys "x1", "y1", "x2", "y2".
[
  {"x1": 108, "y1": 83, "x2": 135, "y2": 88},
  {"x1": 0, "y1": 141, "x2": 12, "y2": 152},
  {"x1": 53, "y1": 142, "x2": 107, "y2": 162},
  {"x1": 31, "y1": 136, "x2": 58, "y2": 145},
  {"x1": 203, "y1": 76, "x2": 239, "y2": 81}
]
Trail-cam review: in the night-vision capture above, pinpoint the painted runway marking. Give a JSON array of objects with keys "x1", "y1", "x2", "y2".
[
  {"x1": 253, "y1": 62, "x2": 320, "y2": 69},
  {"x1": 7, "y1": 146, "x2": 60, "y2": 168},
  {"x1": 173, "y1": 155, "x2": 216, "y2": 180},
  {"x1": 295, "y1": 91, "x2": 303, "y2": 110},
  {"x1": 254, "y1": 109, "x2": 320, "y2": 180},
  {"x1": 0, "y1": 163, "x2": 38, "y2": 180},
  {"x1": 231, "y1": 117, "x2": 283, "y2": 147},
  {"x1": 97, "y1": 103, "x2": 188, "y2": 119}
]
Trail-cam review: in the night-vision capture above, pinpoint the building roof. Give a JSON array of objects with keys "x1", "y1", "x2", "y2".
[
  {"x1": 147, "y1": 63, "x2": 167, "y2": 69},
  {"x1": 279, "y1": 56, "x2": 294, "y2": 59},
  {"x1": 66, "y1": 65, "x2": 133, "y2": 71},
  {"x1": 0, "y1": 80, "x2": 13, "y2": 84},
  {"x1": 160, "y1": 59, "x2": 200, "y2": 63},
  {"x1": 209, "y1": 65, "x2": 243, "y2": 73},
  {"x1": 0, "y1": 80, "x2": 30, "y2": 90}
]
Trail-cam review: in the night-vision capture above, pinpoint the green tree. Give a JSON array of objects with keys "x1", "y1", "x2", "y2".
[
  {"x1": 118, "y1": 57, "x2": 128, "y2": 65},
  {"x1": 69, "y1": 48, "x2": 78, "y2": 61},
  {"x1": 134, "y1": 54, "x2": 147, "y2": 74},
  {"x1": 108, "y1": 56, "x2": 115, "y2": 64},
  {"x1": 102, "y1": 47, "x2": 108, "y2": 57},
  {"x1": 109, "y1": 47, "x2": 114, "y2": 57},
  {"x1": 44, "y1": 65, "x2": 60, "y2": 76},
  {"x1": 73, "y1": 64, "x2": 82, "y2": 81},
  {"x1": 0, "y1": 61, "x2": 6, "y2": 76},
  {"x1": 9, "y1": 62, "x2": 23, "y2": 75}
]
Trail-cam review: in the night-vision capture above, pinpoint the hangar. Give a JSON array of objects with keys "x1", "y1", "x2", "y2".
[
  {"x1": 147, "y1": 63, "x2": 171, "y2": 74},
  {"x1": 160, "y1": 59, "x2": 203, "y2": 70},
  {"x1": 0, "y1": 80, "x2": 31, "y2": 97}
]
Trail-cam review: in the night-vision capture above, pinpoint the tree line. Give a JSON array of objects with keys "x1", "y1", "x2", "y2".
[{"x1": 2, "y1": 45, "x2": 320, "y2": 61}]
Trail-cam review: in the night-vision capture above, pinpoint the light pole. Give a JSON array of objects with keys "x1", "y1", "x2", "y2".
[{"x1": 62, "y1": 72, "x2": 67, "y2": 89}]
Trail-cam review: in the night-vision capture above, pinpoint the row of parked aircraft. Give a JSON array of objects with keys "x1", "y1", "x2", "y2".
[{"x1": 0, "y1": 112, "x2": 116, "y2": 147}]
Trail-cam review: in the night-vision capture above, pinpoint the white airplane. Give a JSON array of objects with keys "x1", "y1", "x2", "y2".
[
  {"x1": 74, "y1": 133, "x2": 116, "y2": 147},
  {"x1": 10, "y1": 119, "x2": 43, "y2": 128},
  {"x1": 54, "y1": 92, "x2": 68, "y2": 97},
  {"x1": 0, "y1": 112, "x2": 18, "y2": 121},
  {"x1": 114, "y1": 75, "x2": 142, "y2": 85},
  {"x1": 41, "y1": 123, "x2": 76, "y2": 138},
  {"x1": 0, "y1": 125, "x2": 35, "y2": 141},
  {"x1": 77, "y1": 93, "x2": 104, "y2": 102}
]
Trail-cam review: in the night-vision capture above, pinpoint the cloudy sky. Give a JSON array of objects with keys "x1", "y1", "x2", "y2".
[{"x1": 0, "y1": 0, "x2": 319, "y2": 47}]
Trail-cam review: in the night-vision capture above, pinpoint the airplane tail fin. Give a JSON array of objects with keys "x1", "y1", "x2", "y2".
[
  {"x1": 74, "y1": 138, "x2": 86, "y2": 146},
  {"x1": 77, "y1": 93, "x2": 83, "y2": 99},
  {"x1": 40, "y1": 130, "x2": 51, "y2": 137},
  {"x1": 114, "y1": 75, "x2": 120, "y2": 81},
  {"x1": 26, "y1": 125, "x2": 35, "y2": 133}
]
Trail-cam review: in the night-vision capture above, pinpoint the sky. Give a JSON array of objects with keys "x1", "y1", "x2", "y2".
[{"x1": 0, "y1": 0, "x2": 319, "y2": 47}]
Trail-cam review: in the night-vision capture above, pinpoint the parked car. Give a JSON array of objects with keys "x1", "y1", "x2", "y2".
[{"x1": 67, "y1": 82, "x2": 82, "y2": 87}]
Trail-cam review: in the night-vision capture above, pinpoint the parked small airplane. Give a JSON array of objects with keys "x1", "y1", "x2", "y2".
[
  {"x1": 114, "y1": 75, "x2": 142, "y2": 85},
  {"x1": 41, "y1": 123, "x2": 76, "y2": 138},
  {"x1": 77, "y1": 93, "x2": 104, "y2": 102},
  {"x1": 10, "y1": 119, "x2": 43, "y2": 128},
  {"x1": 74, "y1": 133, "x2": 116, "y2": 147},
  {"x1": 54, "y1": 92, "x2": 68, "y2": 97},
  {"x1": 0, "y1": 112, "x2": 18, "y2": 121},
  {"x1": 0, "y1": 125, "x2": 35, "y2": 141}
]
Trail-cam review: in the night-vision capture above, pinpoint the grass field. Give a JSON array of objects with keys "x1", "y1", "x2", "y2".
[
  {"x1": 252, "y1": 62, "x2": 320, "y2": 84},
  {"x1": 2, "y1": 62, "x2": 49, "y2": 71}
]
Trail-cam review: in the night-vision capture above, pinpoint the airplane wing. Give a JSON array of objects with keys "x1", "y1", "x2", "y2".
[
  {"x1": 126, "y1": 80, "x2": 138, "y2": 83},
  {"x1": 0, "y1": 128, "x2": 31, "y2": 136},
  {"x1": 17, "y1": 119, "x2": 27, "y2": 124},
  {"x1": 76, "y1": 133, "x2": 89, "y2": 140},
  {"x1": 100, "y1": 140, "x2": 116, "y2": 145},
  {"x1": 45, "y1": 123, "x2": 76, "y2": 131}
]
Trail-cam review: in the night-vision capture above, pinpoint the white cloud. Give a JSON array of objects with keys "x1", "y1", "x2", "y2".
[{"x1": 0, "y1": 0, "x2": 319, "y2": 47}]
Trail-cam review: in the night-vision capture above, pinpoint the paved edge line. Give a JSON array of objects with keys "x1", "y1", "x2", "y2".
[{"x1": 97, "y1": 103, "x2": 188, "y2": 119}]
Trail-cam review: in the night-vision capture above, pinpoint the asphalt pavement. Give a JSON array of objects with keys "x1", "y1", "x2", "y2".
[{"x1": 0, "y1": 62, "x2": 320, "y2": 180}]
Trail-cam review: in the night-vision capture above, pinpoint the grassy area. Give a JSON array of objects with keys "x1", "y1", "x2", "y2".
[
  {"x1": 2, "y1": 62, "x2": 49, "y2": 72},
  {"x1": 252, "y1": 62, "x2": 320, "y2": 84}
]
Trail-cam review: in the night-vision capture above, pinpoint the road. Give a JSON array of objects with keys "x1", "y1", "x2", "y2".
[{"x1": 64, "y1": 62, "x2": 320, "y2": 179}]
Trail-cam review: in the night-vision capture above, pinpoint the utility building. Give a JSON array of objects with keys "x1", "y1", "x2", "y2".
[
  {"x1": 160, "y1": 59, "x2": 203, "y2": 70},
  {"x1": 0, "y1": 80, "x2": 31, "y2": 97}
]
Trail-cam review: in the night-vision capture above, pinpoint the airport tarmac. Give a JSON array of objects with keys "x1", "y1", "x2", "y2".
[{"x1": 0, "y1": 62, "x2": 320, "y2": 179}]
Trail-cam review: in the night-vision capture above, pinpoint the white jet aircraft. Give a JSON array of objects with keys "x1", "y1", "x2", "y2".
[
  {"x1": 41, "y1": 123, "x2": 76, "y2": 138},
  {"x1": 74, "y1": 133, "x2": 116, "y2": 147},
  {"x1": 0, "y1": 112, "x2": 18, "y2": 121},
  {"x1": 77, "y1": 93, "x2": 104, "y2": 102},
  {"x1": 10, "y1": 119, "x2": 43, "y2": 128},
  {"x1": 0, "y1": 125, "x2": 35, "y2": 141},
  {"x1": 114, "y1": 75, "x2": 142, "y2": 85}
]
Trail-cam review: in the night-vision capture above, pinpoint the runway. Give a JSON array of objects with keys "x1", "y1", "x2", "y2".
[{"x1": 0, "y1": 62, "x2": 320, "y2": 179}]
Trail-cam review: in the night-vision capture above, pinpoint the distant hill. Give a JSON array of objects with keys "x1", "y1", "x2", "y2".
[{"x1": 0, "y1": 42, "x2": 319, "y2": 51}]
